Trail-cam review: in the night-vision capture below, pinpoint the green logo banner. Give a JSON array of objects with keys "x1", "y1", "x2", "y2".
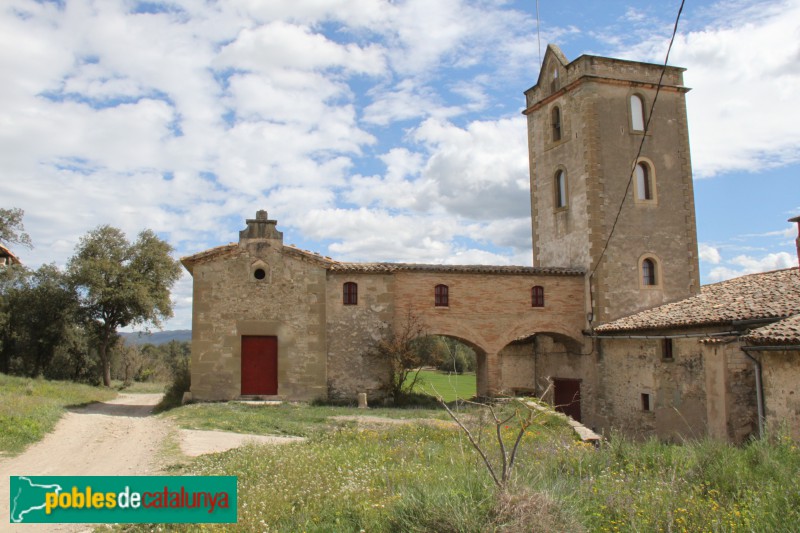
[{"x1": 9, "y1": 476, "x2": 237, "y2": 524}]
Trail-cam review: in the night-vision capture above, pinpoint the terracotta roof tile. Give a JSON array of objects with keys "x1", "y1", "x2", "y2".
[
  {"x1": 0, "y1": 244, "x2": 21, "y2": 265},
  {"x1": 743, "y1": 314, "x2": 800, "y2": 346},
  {"x1": 595, "y1": 268, "x2": 800, "y2": 333},
  {"x1": 329, "y1": 262, "x2": 584, "y2": 276},
  {"x1": 181, "y1": 242, "x2": 584, "y2": 278},
  {"x1": 180, "y1": 243, "x2": 239, "y2": 272}
]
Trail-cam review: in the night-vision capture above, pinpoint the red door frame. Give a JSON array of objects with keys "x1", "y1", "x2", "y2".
[{"x1": 241, "y1": 336, "x2": 278, "y2": 395}]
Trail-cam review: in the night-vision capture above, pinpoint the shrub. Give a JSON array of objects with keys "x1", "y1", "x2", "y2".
[{"x1": 155, "y1": 342, "x2": 190, "y2": 412}]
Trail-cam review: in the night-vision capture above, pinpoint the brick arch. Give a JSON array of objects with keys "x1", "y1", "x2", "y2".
[
  {"x1": 414, "y1": 325, "x2": 490, "y2": 357},
  {"x1": 499, "y1": 322, "x2": 585, "y2": 355},
  {"x1": 391, "y1": 270, "x2": 587, "y2": 397},
  {"x1": 414, "y1": 329, "x2": 488, "y2": 399}
]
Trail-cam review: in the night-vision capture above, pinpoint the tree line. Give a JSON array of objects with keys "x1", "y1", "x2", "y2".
[{"x1": 0, "y1": 207, "x2": 183, "y2": 386}]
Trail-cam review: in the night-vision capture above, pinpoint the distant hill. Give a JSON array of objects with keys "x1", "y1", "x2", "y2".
[{"x1": 120, "y1": 330, "x2": 191, "y2": 346}]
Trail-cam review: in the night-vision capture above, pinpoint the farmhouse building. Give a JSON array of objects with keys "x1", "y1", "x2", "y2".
[
  {"x1": 182, "y1": 45, "x2": 800, "y2": 443},
  {"x1": 181, "y1": 211, "x2": 586, "y2": 402},
  {"x1": 0, "y1": 244, "x2": 21, "y2": 267}
]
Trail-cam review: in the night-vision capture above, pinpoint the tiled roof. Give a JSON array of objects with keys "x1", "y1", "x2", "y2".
[
  {"x1": 329, "y1": 262, "x2": 583, "y2": 276},
  {"x1": 180, "y1": 244, "x2": 239, "y2": 273},
  {"x1": 181, "y1": 242, "x2": 584, "y2": 277},
  {"x1": 0, "y1": 244, "x2": 21, "y2": 265},
  {"x1": 595, "y1": 268, "x2": 800, "y2": 333},
  {"x1": 743, "y1": 314, "x2": 800, "y2": 346}
]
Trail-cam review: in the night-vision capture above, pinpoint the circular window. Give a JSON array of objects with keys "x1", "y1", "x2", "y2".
[{"x1": 253, "y1": 268, "x2": 266, "y2": 280}]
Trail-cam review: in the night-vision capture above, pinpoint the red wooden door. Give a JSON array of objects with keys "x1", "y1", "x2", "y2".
[
  {"x1": 241, "y1": 336, "x2": 278, "y2": 395},
  {"x1": 553, "y1": 378, "x2": 581, "y2": 422}
]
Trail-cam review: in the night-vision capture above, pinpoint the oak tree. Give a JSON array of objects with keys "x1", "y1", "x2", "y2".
[
  {"x1": 68, "y1": 226, "x2": 182, "y2": 386},
  {"x1": 0, "y1": 207, "x2": 32, "y2": 249}
]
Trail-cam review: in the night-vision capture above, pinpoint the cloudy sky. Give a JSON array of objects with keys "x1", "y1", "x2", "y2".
[{"x1": 2, "y1": 0, "x2": 799, "y2": 330}]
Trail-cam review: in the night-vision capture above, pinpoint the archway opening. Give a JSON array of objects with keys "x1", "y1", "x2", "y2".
[{"x1": 406, "y1": 334, "x2": 481, "y2": 402}]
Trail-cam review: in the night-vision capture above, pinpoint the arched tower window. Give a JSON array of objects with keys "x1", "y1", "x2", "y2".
[
  {"x1": 343, "y1": 282, "x2": 358, "y2": 305},
  {"x1": 434, "y1": 284, "x2": 449, "y2": 307},
  {"x1": 555, "y1": 170, "x2": 567, "y2": 209},
  {"x1": 635, "y1": 162, "x2": 653, "y2": 200},
  {"x1": 551, "y1": 106, "x2": 562, "y2": 141},
  {"x1": 531, "y1": 286, "x2": 545, "y2": 307},
  {"x1": 630, "y1": 94, "x2": 645, "y2": 131},
  {"x1": 641, "y1": 258, "x2": 656, "y2": 286}
]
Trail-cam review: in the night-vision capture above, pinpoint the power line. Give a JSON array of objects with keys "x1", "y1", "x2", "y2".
[
  {"x1": 589, "y1": 0, "x2": 686, "y2": 281},
  {"x1": 536, "y1": 0, "x2": 542, "y2": 65}
]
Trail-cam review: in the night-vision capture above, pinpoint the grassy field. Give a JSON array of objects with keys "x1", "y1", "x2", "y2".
[
  {"x1": 406, "y1": 368, "x2": 476, "y2": 402},
  {"x1": 4, "y1": 375, "x2": 799, "y2": 531},
  {"x1": 147, "y1": 399, "x2": 800, "y2": 532},
  {"x1": 167, "y1": 401, "x2": 452, "y2": 438},
  {"x1": 0, "y1": 373, "x2": 116, "y2": 454}
]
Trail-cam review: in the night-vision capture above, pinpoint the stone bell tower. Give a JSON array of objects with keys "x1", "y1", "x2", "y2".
[{"x1": 523, "y1": 44, "x2": 700, "y2": 324}]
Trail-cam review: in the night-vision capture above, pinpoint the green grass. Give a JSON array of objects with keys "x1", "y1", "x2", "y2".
[
  {"x1": 134, "y1": 400, "x2": 800, "y2": 532},
  {"x1": 127, "y1": 401, "x2": 579, "y2": 532},
  {"x1": 406, "y1": 369, "x2": 476, "y2": 402},
  {"x1": 165, "y1": 401, "x2": 451, "y2": 438},
  {"x1": 0, "y1": 373, "x2": 117, "y2": 454}
]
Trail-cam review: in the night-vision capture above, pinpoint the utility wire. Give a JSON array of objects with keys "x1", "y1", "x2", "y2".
[
  {"x1": 588, "y1": 0, "x2": 686, "y2": 281},
  {"x1": 536, "y1": 0, "x2": 542, "y2": 65}
]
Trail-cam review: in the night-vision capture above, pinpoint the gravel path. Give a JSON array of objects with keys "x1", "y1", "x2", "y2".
[
  {"x1": 0, "y1": 393, "x2": 300, "y2": 532},
  {"x1": 0, "y1": 393, "x2": 169, "y2": 532}
]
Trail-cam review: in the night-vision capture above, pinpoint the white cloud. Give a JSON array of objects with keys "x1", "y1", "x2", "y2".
[
  {"x1": 413, "y1": 117, "x2": 531, "y2": 219},
  {"x1": 610, "y1": 0, "x2": 800, "y2": 177},
  {"x1": 708, "y1": 251, "x2": 796, "y2": 282},
  {"x1": 298, "y1": 208, "x2": 461, "y2": 263},
  {"x1": 699, "y1": 243, "x2": 722, "y2": 264},
  {"x1": 6, "y1": 0, "x2": 794, "y2": 332},
  {"x1": 362, "y1": 79, "x2": 461, "y2": 126},
  {"x1": 215, "y1": 21, "x2": 386, "y2": 75}
]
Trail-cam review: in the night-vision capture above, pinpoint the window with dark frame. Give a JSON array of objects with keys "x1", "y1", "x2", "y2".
[
  {"x1": 551, "y1": 106, "x2": 562, "y2": 142},
  {"x1": 661, "y1": 338, "x2": 674, "y2": 360},
  {"x1": 555, "y1": 170, "x2": 567, "y2": 208},
  {"x1": 641, "y1": 393, "x2": 652, "y2": 412},
  {"x1": 434, "y1": 284, "x2": 449, "y2": 307},
  {"x1": 343, "y1": 282, "x2": 358, "y2": 305},
  {"x1": 642, "y1": 258, "x2": 656, "y2": 286},
  {"x1": 532, "y1": 285, "x2": 545, "y2": 307},
  {"x1": 636, "y1": 162, "x2": 652, "y2": 200}
]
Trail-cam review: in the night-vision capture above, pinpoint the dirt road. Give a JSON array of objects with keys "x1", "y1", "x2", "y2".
[
  {"x1": 1, "y1": 393, "x2": 305, "y2": 532},
  {"x1": 1, "y1": 393, "x2": 169, "y2": 532}
]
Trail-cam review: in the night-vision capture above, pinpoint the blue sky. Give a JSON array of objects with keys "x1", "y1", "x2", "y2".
[{"x1": 1, "y1": 0, "x2": 798, "y2": 330}]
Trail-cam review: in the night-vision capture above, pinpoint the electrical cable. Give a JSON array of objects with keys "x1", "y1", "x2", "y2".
[
  {"x1": 589, "y1": 0, "x2": 686, "y2": 281},
  {"x1": 536, "y1": 0, "x2": 542, "y2": 65}
]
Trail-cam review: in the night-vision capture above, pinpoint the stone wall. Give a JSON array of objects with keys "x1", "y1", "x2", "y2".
[
  {"x1": 499, "y1": 340, "x2": 536, "y2": 395},
  {"x1": 188, "y1": 242, "x2": 328, "y2": 401},
  {"x1": 595, "y1": 336, "x2": 707, "y2": 440},
  {"x1": 325, "y1": 272, "x2": 394, "y2": 402},
  {"x1": 759, "y1": 349, "x2": 800, "y2": 440},
  {"x1": 534, "y1": 334, "x2": 599, "y2": 428}
]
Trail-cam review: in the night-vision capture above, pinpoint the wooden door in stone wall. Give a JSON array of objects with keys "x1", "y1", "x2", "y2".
[
  {"x1": 553, "y1": 378, "x2": 581, "y2": 422},
  {"x1": 241, "y1": 336, "x2": 278, "y2": 395}
]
